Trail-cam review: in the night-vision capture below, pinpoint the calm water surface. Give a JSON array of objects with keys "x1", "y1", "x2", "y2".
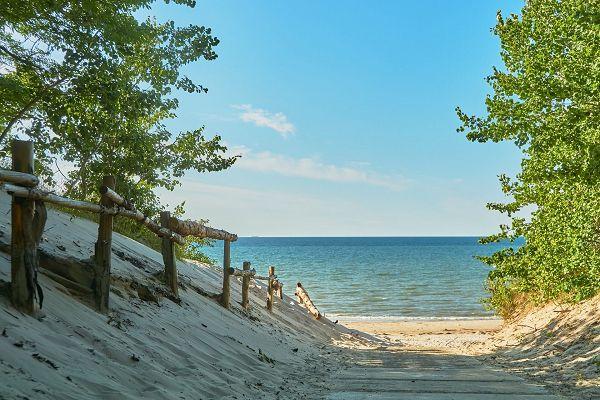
[{"x1": 198, "y1": 237, "x2": 518, "y2": 320}]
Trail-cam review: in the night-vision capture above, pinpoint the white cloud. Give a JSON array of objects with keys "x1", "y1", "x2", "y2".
[
  {"x1": 231, "y1": 146, "x2": 405, "y2": 191},
  {"x1": 158, "y1": 180, "x2": 329, "y2": 235},
  {"x1": 233, "y1": 104, "x2": 295, "y2": 137}
]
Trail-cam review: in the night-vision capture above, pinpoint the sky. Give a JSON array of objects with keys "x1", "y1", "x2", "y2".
[{"x1": 152, "y1": 0, "x2": 526, "y2": 237}]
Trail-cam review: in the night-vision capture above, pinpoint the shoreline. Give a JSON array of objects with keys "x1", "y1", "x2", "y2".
[
  {"x1": 340, "y1": 317, "x2": 503, "y2": 335},
  {"x1": 340, "y1": 317, "x2": 504, "y2": 354},
  {"x1": 333, "y1": 315, "x2": 500, "y2": 322}
]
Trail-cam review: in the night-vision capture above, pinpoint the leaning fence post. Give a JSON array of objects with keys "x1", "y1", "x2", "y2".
[
  {"x1": 267, "y1": 266, "x2": 275, "y2": 311},
  {"x1": 94, "y1": 175, "x2": 115, "y2": 313},
  {"x1": 160, "y1": 211, "x2": 178, "y2": 297},
  {"x1": 241, "y1": 261, "x2": 251, "y2": 309},
  {"x1": 220, "y1": 239, "x2": 231, "y2": 308},
  {"x1": 10, "y1": 140, "x2": 45, "y2": 315}
]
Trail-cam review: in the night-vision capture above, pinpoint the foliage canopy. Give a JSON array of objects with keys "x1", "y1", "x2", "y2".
[
  {"x1": 457, "y1": 0, "x2": 600, "y2": 315},
  {"x1": 0, "y1": 0, "x2": 237, "y2": 219}
]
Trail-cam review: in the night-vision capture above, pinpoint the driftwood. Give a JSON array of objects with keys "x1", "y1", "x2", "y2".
[
  {"x1": 2, "y1": 183, "x2": 185, "y2": 245},
  {"x1": 168, "y1": 217, "x2": 237, "y2": 242},
  {"x1": 0, "y1": 169, "x2": 39, "y2": 187},
  {"x1": 295, "y1": 282, "x2": 321, "y2": 319}
]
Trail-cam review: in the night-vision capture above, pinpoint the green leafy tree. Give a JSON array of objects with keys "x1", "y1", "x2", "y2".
[
  {"x1": 0, "y1": 0, "x2": 237, "y2": 218},
  {"x1": 457, "y1": 0, "x2": 600, "y2": 316}
]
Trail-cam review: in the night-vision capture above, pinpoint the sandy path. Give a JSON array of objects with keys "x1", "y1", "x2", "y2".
[
  {"x1": 327, "y1": 348, "x2": 563, "y2": 399},
  {"x1": 328, "y1": 320, "x2": 565, "y2": 399},
  {"x1": 343, "y1": 319, "x2": 502, "y2": 353}
]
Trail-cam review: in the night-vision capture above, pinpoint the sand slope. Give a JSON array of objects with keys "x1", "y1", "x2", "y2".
[
  {"x1": 340, "y1": 302, "x2": 599, "y2": 399},
  {"x1": 0, "y1": 192, "x2": 349, "y2": 399},
  {"x1": 475, "y1": 296, "x2": 600, "y2": 400}
]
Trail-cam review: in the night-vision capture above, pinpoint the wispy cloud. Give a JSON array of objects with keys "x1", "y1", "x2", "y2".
[
  {"x1": 233, "y1": 104, "x2": 295, "y2": 137},
  {"x1": 231, "y1": 146, "x2": 406, "y2": 191}
]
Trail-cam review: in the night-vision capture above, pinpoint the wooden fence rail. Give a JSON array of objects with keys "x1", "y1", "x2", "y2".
[
  {"x1": 0, "y1": 170, "x2": 39, "y2": 187},
  {"x1": 295, "y1": 282, "x2": 321, "y2": 319},
  {"x1": 169, "y1": 217, "x2": 238, "y2": 242},
  {"x1": 3, "y1": 183, "x2": 186, "y2": 244},
  {"x1": 2, "y1": 140, "x2": 324, "y2": 320}
]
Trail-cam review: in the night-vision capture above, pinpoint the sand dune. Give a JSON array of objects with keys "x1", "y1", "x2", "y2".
[{"x1": 0, "y1": 192, "x2": 353, "y2": 399}]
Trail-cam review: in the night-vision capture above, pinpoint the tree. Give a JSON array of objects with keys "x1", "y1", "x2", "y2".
[
  {"x1": 0, "y1": 0, "x2": 237, "y2": 218},
  {"x1": 456, "y1": 0, "x2": 600, "y2": 316}
]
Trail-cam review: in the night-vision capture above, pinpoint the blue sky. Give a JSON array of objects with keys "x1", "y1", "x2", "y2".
[{"x1": 154, "y1": 0, "x2": 525, "y2": 236}]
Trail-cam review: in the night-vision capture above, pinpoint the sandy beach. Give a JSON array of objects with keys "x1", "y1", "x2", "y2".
[
  {"x1": 340, "y1": 318, "x2": 503, "y2": 354},
  {"x1": 343, "y1": 318, "x2": 502, "y2": 335}
]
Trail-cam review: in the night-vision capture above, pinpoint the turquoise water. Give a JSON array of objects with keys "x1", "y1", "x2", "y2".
[{"x1": 198, "y1": 237, "x2": 516, "y2": 320}]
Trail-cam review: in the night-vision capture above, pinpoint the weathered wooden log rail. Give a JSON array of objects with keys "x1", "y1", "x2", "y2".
[
  {"x1": 1, "y1": 139, "x2": 322, "y2": 320},
  {"x1": 295, "y1": 282, "x2": 321, "y2": 319},
  {"x1": 3, "y1": 183, "x2": 186, "y2": 245}
]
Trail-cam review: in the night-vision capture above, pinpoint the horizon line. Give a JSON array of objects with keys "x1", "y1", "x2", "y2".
[{"x1": 234, "y1": 235, "x2": 496, "y2": 238}]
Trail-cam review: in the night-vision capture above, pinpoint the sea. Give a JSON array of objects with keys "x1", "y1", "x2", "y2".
[{"x1": 198, "y1": 237, "x2": 519, "y2": 321}]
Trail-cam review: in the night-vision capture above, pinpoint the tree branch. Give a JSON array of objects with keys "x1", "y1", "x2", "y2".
[{"x1": 0, "y1": 58, "x2": 83, "y2": 144}]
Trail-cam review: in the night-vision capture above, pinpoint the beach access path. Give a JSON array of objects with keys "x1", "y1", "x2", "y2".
[
  {"x1": 328, "y1": 319, "x2": 565, "y2": 400},
  {"x1": 327, "y1": 346, "x2": 562, "y2": 399}
]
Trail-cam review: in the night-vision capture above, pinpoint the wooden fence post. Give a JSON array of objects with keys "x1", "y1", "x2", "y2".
[
  {"x1": 267, "y1": 266, "x2": 275, "y2": 311},
  {"x1": 279, "y1": 282, "x2": 284, "y2": 300},
  {"x1": 241, "y1": 261, "x2": 250, "y2": 309},
  {"x1": 220, "y1": 239, "x2": 231, "y2": 308},
  {"x1": 10, "y1": 140, "x2": 45, "y2": 315},
  {"x1": 94, "y1": 175, "x2": 115, "y2": 313},
  {"x1": 160, "y1": 211, "x2": 178, "y2": 297}
]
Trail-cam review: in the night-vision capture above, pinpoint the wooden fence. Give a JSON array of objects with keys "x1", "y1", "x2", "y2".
[{"x1": 0, "y1": 140, "x2": 294, "y2": 317}]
